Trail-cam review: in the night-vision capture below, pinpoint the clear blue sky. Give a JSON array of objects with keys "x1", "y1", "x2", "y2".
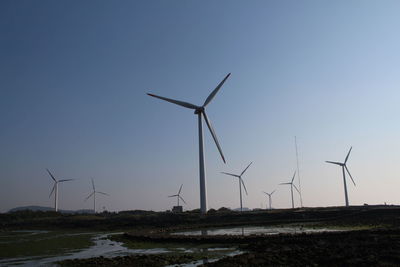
[{"x1": 1, "y1": 0, "x2": 399, "y2": 212}]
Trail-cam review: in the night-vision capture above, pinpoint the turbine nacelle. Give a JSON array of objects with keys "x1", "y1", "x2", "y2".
[{"x1": 194, "y1": 107, "x2": 205, "y2": 114}]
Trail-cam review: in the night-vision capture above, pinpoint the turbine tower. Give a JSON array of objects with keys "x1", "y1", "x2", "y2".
[
  {"x1": 148, "y1": 73, "x2": 230, "y2": 214},
  {"x1": 168, "y1": 184, "x2": 186, "y2": 206},
  {"x1": 262, "y1": 190, "x2": 276, "y2": 210},
  {"x1": 326, "y1": 147, "x2": 356, "y2": 207},
  {"x1": 85, "y1": 178, "x2": 109, "y2": 213},
  {"x1": 280, "y1": 171, "x2": 300, "y2": 209},
  {"x1": 47, "y1": 169, "x2": 74, "y2": 212},
  {"x1": 221, "y1": 162, "x2": 252, "y2": 212}
]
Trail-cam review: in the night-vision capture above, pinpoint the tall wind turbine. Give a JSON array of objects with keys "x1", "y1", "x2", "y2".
[
  {"x1": 221, "y1": 162, "x2": 252, "y2": 212},
  {"x1": 85, "y1": 178, "x2": 109, "y2": 213},
  {"x1": 262, "y1": 190, "x2": 276, "y2": 210},
  {"x1": 326, "y1": 147, "x2": 356, "y2": 207},
  {"x1": 47, "y1": 169, "x2": 74, "y2": 212},
  {"x1": 168, "y1": 184, "x2": 186, "y2": 206},
  {"x1": 280, "y1": 171, "x2": 300, "y2": 209},
  {"x1": 147, "y1": 73, "x2": 230, "y2": 214}
]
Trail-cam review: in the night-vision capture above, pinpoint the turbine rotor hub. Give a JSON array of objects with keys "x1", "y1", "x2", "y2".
[{"x1": 194, "y1": 107, "x2": 204, "y2": 114}]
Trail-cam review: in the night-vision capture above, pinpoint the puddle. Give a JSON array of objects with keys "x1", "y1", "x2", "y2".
[{"x1": 172, "y1": 225, "x2": 343, "y2": 236}]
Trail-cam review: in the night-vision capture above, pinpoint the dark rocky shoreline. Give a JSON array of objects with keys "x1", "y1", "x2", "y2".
[
  {"x1": 203, "y1": 229, "x2": 400, "y2": 266},
  {"x1": 58, "y1": 253, "x2": 200, "y2": 267}
]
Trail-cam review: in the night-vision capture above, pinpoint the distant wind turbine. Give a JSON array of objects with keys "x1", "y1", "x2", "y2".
[
  {"x1": 326, "y1": 147, "x2": 356, "y2": 207},
  {"x1": 47, "y1": 169, "x2": 74, "y2": 212},
  {"x1": 221, "y1": 162, "x2": 252, "y2": 212},
  {"x1": 262, "y1": 190, "x2": 276, "y2": 210},
  {"x1": 168, "y1": 184, "x2": 186, "y2": 206},
  {"x1": 280, "y1": 171, "x2": 300, "y2": 209},
  {"x1": 85, "y1": 178, "x2": 109, "y2": 213},
  {"x1": 148, "y1": 73, "x2": 231, "y2": 214}
]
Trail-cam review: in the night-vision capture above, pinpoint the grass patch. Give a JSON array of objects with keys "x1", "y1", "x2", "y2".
[{"x1": 0, "y1": 230, "x2": 94, "y2": 259}]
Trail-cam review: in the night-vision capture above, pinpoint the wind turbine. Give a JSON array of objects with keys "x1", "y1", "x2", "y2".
[
  {"x1": 262, "y1": 190, "x2": 276, "y2": 210},
  {"x1": 147, "y1": 73, "x2": 230, "y2": 214},
  {"x1": 47, "y1": 169, "x2": 74, "y2": 212},
  {"x1": 326, "y1": 147, "x2": 356, "y2": 207},
  {"x1": 168, "y1": 184, "x2": 186, "y2": 206},
  {"x1": 221, "y1": 162, "x2": 252, "y2": 212},
  {"x1": 280, "y1": 171, "x2": 300, "y2": 209},
  {"x1": 85, "y1": 178, "x2": 109, "y2": 213}
]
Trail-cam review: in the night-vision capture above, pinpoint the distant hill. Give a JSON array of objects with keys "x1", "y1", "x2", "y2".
[{"x1": 8, "y1": 206, "x2": 93, "y2": 214}]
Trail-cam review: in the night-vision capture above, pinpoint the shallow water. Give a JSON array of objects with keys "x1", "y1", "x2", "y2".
[
  {"x1": 172, "y1": 225, "x2": 343, "y2": 236},
  {"x1": 0, "y1": 231, "x2": 168, "y2": 266},
  {"x1": 0, "y1": 230, "x2": 239, "y2": 266}
]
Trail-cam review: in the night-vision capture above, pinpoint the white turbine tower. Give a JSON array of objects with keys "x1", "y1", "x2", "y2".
[
  {"x1": 47, "y1": 169, "x2": 74, "y2": 212},
  {"x1": 262, "y1": 190, "x2": 276, "y2": 210},
  {"x1": 326, "y1": 147, "x2": 356, "y2": 207},
  {"x1": 147, "y1": 73, "x2": 230, "y2": 214},
  {"x1": 85, "y1": 178, "x2": 109, "y2": 213},
  {"x1": 280, "y1": 171, "x2": 300, "y2": 209},
  {"x1": 221, "y1": 162, "x2": 252, "y2": 212},
  {"x1": 168, "y1": 184, "x2": 186, "y2": 206}
]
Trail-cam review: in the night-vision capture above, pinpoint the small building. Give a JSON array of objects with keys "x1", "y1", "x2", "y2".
[{"x1": 172, "y1": 206, "x2": 183, "y2": 213}]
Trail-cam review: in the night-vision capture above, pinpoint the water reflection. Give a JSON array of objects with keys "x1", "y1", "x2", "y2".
[{"x1": 173, "y1": 225, "x2": 343, "y2": 236}]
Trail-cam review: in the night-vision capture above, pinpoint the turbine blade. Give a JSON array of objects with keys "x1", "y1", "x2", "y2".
[
  {"x1": 178, "y1": 184, "x2": 183, "y2": 195},
  {"x1": 293, "y1": 184, "x2": 301, "y2": 194},
  {"x1": 203, "y1": 73, "x2": 231, "y2": 107},
  {"x1": 325, "y1": 161, "x2": 343, "y2": 166},
  {"x1": 168, "y1": 194, "x2": 178, "y2": 198},
  {"x1": 85, "y1": 192, "x2": 94, "y2": 201},
  {"x1": 202, "y1": 111, "x2": 226, "y2": 163},
  {"x1": 240, "y1": 162, "x2": 253, "y2": 176},
  {"x1": 91, "y1": 178, "x2": 95, "y2": 191},
  {"x1": 147, "y1": 93, "x2": 198, "y2": 109},
  {"x1": 97, "y1": 191, "x2": 109, "y2": 196},
  {"x1": 345, "y1": 165, "x2": 356, "y2": 186},
  {"x1": 345, "y1": 146, "x2": 353, "y2": 164},
  {"x1": 179, "y1": 196, "x2": 187, "y2": 204},
  {"x1": 49, "y1": 184, "x2": 56, "y2": 198},
  {"x1": 46, "y1": 169, "x2": 57, "y2": 182},
  {"x1": 291, "y1": 171, "x2": 296, "y2": 183},
  {"x1": 240, "y1": 178, "x2": 248, "y2": 195},
  {"x1": 59, "y1": 179, "x2": 74, "y2": 183},
  {"x1": 262, "y1": 191, "x2": 271, "y2": 197},
  {"x1": 221, "y1": 172, "x2": 240, "y2": 178},
  {"x1": 280, "y1": 182, "x2": 291, "y2": 185}
]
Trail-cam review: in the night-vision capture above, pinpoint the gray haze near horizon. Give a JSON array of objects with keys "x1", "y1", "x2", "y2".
[{"x1": 1, "y1": 1, "x2": 400, "y2": 213}]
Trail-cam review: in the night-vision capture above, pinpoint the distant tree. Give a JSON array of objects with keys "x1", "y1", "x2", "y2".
[
  {"x1": 188, "y1": 208, "x2": 201, "y2": 213},
  {"x1": 208, "y1": 208, "x2": 217, "y2": 214},
  {"x1": 217, "y1": 207, "x2": 231, "y2": 212}
]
